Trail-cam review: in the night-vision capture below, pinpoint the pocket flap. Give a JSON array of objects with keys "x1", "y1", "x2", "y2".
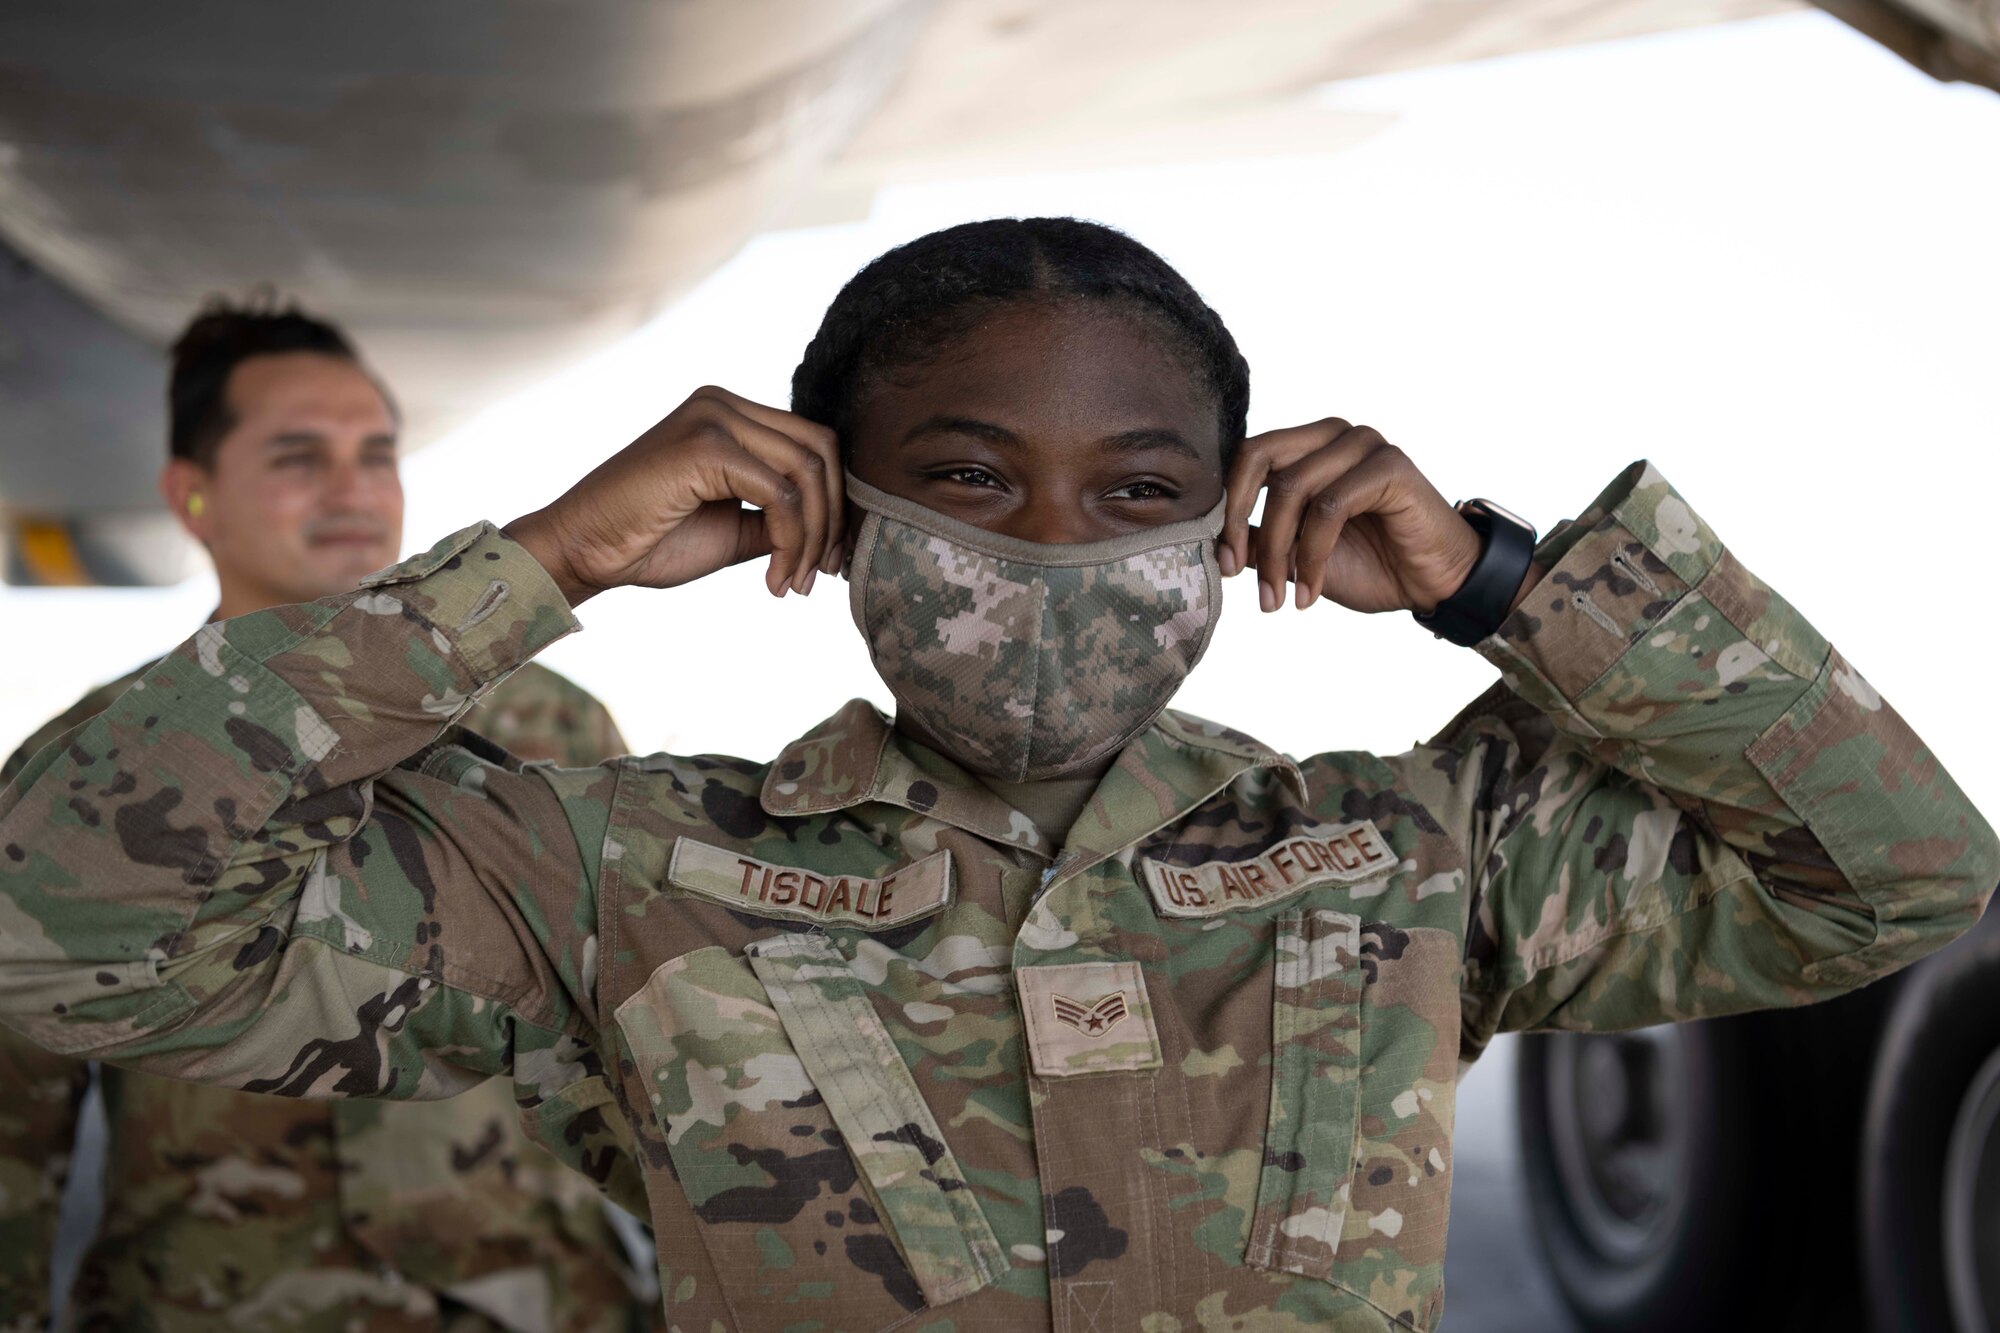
[
  {"x1": 1247, "y1": 907, "x2": 1365, "y2": 1281},
  {"x1": 746, "y1": 933, "x2": 1006, "y2": 1307}
]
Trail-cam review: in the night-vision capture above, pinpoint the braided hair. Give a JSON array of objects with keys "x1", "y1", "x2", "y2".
[{"x1": 792, "y1": 218, "x2": 1249, "y2": 462}]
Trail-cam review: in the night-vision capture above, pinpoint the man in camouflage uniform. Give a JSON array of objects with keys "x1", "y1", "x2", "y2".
[
  {"x1": 0, "y1": 222, "x2": 1992, "y2": 1332},
  {"x1": 0, "y1": 300, "x2": 652, "y2": 1333}
]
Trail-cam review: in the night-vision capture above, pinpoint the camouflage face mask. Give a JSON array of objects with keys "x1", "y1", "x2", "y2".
[{"x1": 844, "y1": 474, "x2": 1226, "y2": 782}]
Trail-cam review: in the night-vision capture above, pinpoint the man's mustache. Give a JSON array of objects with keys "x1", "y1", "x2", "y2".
[{"x1": 304, "y1": 519, "x2": 393, "y2": 544}]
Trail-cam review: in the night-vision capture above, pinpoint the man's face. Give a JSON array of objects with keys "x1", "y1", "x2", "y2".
[{"x1": 171, "y1": 352, "x2": 403, "y2": 603}]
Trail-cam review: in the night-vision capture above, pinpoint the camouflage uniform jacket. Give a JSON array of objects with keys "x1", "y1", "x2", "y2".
[
  {"x1": 0, "y1": 462, "x2": 1992, "y2": 1333},
  {"x1": 0, "y1": 663, "x2": 652, "y2": 1333}
]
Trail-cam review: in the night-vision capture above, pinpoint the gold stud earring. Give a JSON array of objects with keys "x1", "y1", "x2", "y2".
[{"x1": 187, "y1": 494, "x2": 205, "y2": 518}]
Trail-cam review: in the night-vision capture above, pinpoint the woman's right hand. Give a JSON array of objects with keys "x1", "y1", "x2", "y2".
[{"x1": 502, "y1": 387, "x2": 844, "y2": 607}]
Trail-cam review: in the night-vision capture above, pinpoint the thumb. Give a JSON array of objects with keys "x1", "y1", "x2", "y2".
[{"x1": 727, "y1": 504, "x2": 776, "y2": 569}]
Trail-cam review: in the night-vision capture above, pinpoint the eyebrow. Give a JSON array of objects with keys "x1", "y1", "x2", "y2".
[
  {"x1": 903, "y1": 416, "x2": 1201, "y2": 461},
  {"x1": 902, "y1": 415, "x2": 1022, "y2": 450},
  {"x1": 265, "y1": 431, "x2": 398, "y2": 449},
  {"x1": 1098, "y1": 427, "x2": 1201, "y2": 462},
  {"x1": 265, "y1": 431, "x2": 329, "y2": 449}
]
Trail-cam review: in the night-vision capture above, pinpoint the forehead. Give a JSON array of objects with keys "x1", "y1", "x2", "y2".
[
  {"x1": 223, "y1": 352, "x2": 394, "y2": 431},
  {"x1": 858, "y1": 302, "x2": 1220, "y2": 459}
]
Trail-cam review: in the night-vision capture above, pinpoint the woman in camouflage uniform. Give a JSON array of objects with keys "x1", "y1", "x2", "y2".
[{"x1": 0, "y1": 219, "x2": 1992, "y2": 1332}]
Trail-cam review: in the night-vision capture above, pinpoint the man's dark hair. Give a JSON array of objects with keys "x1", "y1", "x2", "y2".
[
  {"x1": 168, "y1": 295, "x2": 371, "y2": 466},
  {"x1": 792, "y1": 218, "x2": 1250, "y2": 459}
]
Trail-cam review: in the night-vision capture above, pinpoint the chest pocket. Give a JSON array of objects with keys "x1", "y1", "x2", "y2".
[
  {"x1": 1245, "y1": 907, "x2": 1365, "y2": 1279},
  {"x1": 614, "y1": 936, "x2": 1005, "y2": 1332},
  {"x1": 1237, "y1": 907, "x2": 1456, "y2": 1331}
]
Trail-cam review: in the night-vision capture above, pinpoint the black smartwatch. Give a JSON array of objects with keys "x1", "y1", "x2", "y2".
[{"x1": 1412, "y1": 499, "x2": 1537, "y2": 647}]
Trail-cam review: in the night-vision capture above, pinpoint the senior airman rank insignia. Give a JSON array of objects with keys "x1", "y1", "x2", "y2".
[
  {"x1": 1140, "y1": 818, "x2": 1396, "y2": 918},
  {"x1": 1050, "y1": 990, "x2": 1128, "y2": 1038},
  {"x1": 1017, "y1": 962, "x2": 1161, "y2": 1077}
]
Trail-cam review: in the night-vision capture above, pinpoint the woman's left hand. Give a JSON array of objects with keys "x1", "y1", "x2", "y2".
[{"x1": 1220, "y1": 418, "x2": 1487, "y2": 615}]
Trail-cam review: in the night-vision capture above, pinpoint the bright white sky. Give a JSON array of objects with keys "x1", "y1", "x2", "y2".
[{"x1": 3, "y1": 11, "x2": 1996, "y2": 820}]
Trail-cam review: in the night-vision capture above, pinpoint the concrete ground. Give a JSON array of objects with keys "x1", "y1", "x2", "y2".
[{"x1": 50, "y1": 1035, "x2": 1579, "y2": 1331}]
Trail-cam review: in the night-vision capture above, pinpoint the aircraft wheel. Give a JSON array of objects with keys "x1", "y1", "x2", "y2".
[
  {"x1": 1517, "y1": 1025, "x2": 1734, "y2": 1332},
  {"x1": 1517, "y1": 1009, "x2": 1874, "y2": 1333},
  {"x1": 1863, "y1": 905, "x2": 2000, "y2": 1333}
]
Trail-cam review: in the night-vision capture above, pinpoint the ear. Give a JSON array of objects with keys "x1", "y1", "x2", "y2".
[{"x1": 159, "y1": 459, "x2": 213, "y2": 545}]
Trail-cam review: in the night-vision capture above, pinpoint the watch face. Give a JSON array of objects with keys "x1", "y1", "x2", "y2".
[{"x1": 1463, "y1": 498, "x2": 1534, "y2": 539}]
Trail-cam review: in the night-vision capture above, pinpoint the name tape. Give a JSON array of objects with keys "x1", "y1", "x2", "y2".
[
  {"x1": 666, "y1": 839, "x2": 953, "y2": 929},
  {"x1": 1141, "y1": 820, "x2": 1394, "y2": 919}
]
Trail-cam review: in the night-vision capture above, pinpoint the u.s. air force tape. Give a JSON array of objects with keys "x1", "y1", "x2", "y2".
[
  {"x1": 1139, "y1": 819, "x2": 1394, "y2": 918},
  {"x1": 666, "y1": 838, "x2": 953, "y2": 929}
]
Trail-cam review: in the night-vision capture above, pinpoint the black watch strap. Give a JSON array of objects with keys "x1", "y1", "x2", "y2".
[{"x1": 1412, "y1": 499, "x2": 1537, "y2": 647}]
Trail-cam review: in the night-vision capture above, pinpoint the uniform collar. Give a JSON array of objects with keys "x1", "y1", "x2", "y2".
[{"x1": 761, "y1": 699, "x2": 1306, "y2": 867}]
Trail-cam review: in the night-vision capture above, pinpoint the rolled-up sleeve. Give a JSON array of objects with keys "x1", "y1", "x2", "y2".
[
  {"x1": 1407, "y1": 461, "x2": 1996, "y2": 1041},
  {"x1": 0, "y1": 522, "x2": 611, "y2": 1104}
]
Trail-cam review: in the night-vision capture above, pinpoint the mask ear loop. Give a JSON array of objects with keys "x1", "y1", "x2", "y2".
[
  {"x1": 844, "y1": 510, "x2": 883, "y2": 638},
  {"x1": 1188, "y1": 536, "x2": 1226, "y2": 673}
]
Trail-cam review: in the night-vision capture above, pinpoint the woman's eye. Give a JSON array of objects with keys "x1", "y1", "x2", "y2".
[{"x1": 939, "y1": 467, "x2": 1000, "y2": 488}]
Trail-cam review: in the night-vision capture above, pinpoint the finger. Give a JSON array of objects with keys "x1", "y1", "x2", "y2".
[
  {"x1": 726, "y1": 506, "x2": 831, "y2": 597},
  {"x1": 700, "y1": 387, "x2": 845, "y2": 581},
  {"x1": 821, "y1": 449, "x2": 847, "y2": 581},
  {"x1": 802, "y1": 429, "x2": 844, "y2": 581},
  {"x1": 728, "y1": 504, "x2": 773, "y2": 565},
  {"x1": 696, "y1": 444, "x2": 806, "y2": 596},
  {"x1": 1284, "y1": 427, "x2": 1393, "y2": 608},
  {"x1": 1222, "y1": 418, "x2": 1349, "y2": 577},
  {"x1": 1235, "y1": 524, "x2": 1305, "y2": 578},
  {"x1": 702, "y1": 405, "x2": 830, "y2": 593},
  {"x1": 1253, "y1": 427, "x2": 1382, "y2": 612},
  {"x1": 1220, "y1": 443, "x2": 1269, "y2": 579},
  {"x1": 1238, "y1": 522, "x2": 1264, "y2": 568},
  {"x1": 1293, "y1": 446, "x2": 1403, "y2": 609},
  {"x1": 1252, "y1": 472, "x2": 1308, "y2": 612}
]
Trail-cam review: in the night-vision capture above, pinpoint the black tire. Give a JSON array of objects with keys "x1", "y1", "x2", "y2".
[
  {"x1": 1862, "y1": 902, "x2": 2000, "y2": 1333},
  {"x1": 1517, "y1": 992, "x2": 1888, "y2": 1333}
]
